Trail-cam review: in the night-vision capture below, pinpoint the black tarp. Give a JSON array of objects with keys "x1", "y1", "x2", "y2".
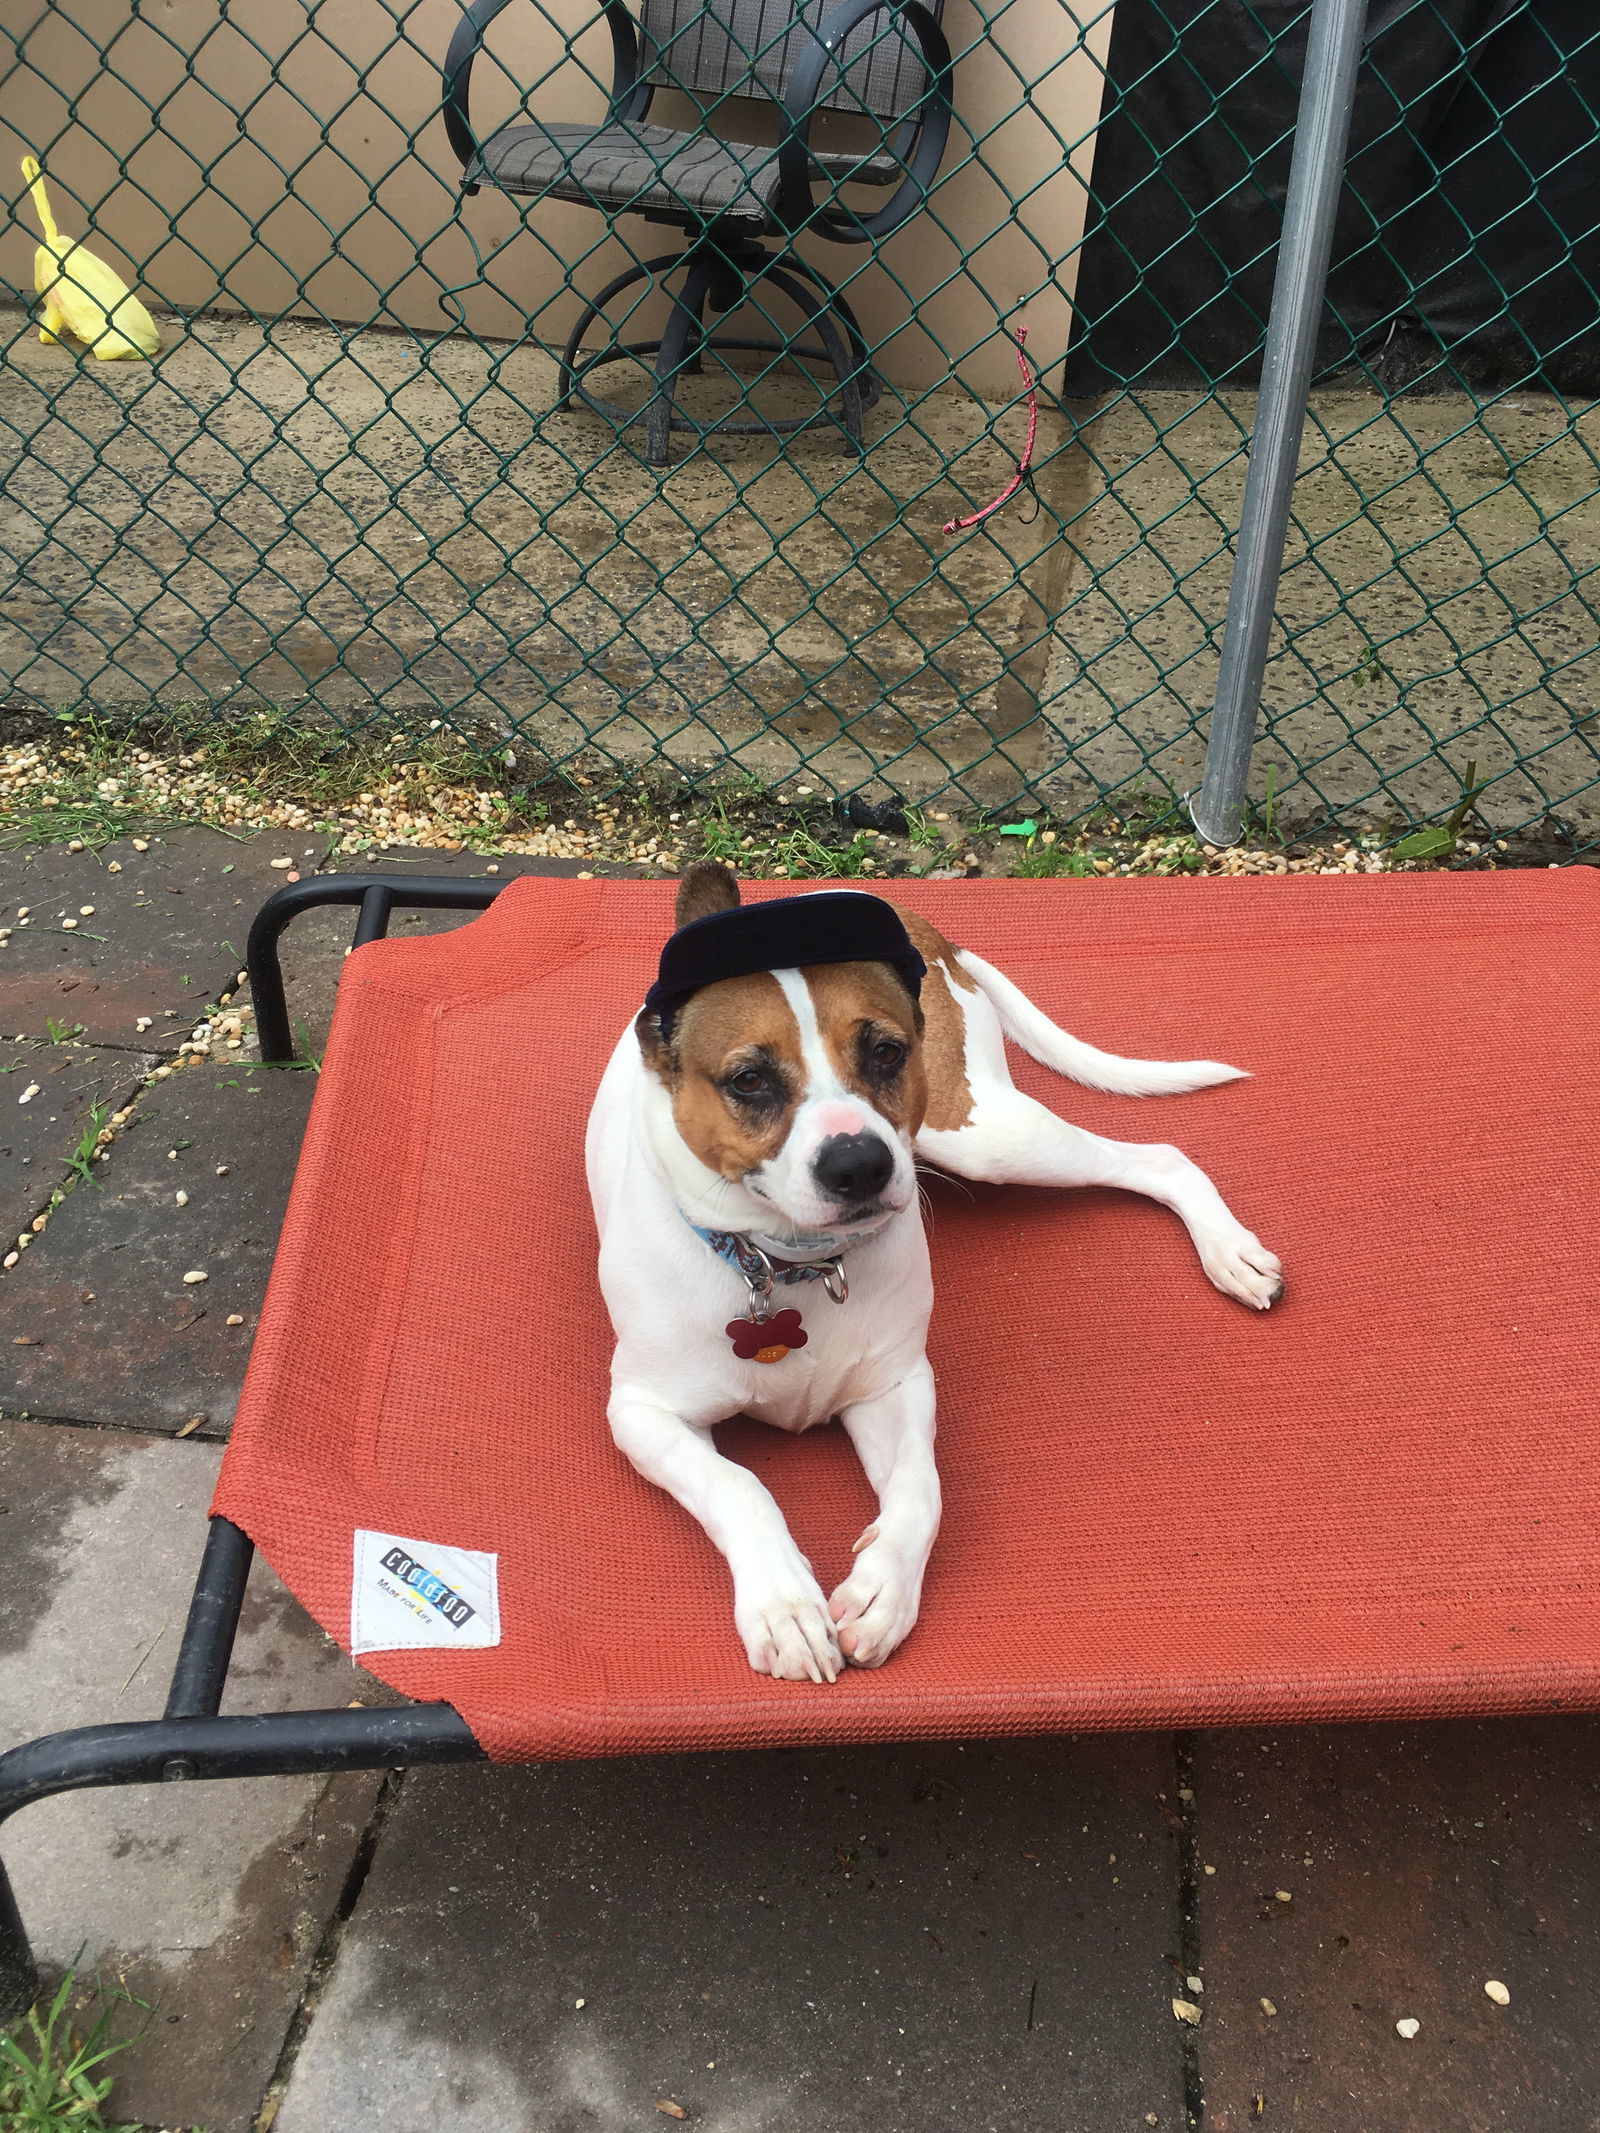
[{"x1": 1062, "y1": 0, "x2": 1600, "y2": 394}]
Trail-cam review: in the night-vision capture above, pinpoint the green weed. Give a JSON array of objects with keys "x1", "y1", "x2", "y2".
[
  {"x1": 1015, "y1": 833, "x2": 1104, "y2": 878},
  {"x1": 3, "y1": 706, "x2": 529, "y2": 852},
  {"x1": 66, "y1": 1102, "x2": 111, "y2": 1190},
  {"x1": 1258, "y1": 762, "x2": 1283, "y2": 845},
  {"x1": 698, "y1": 802, "x2": 744, "y2": 867},
  {"x1": 0, "y1": 1971, "x2": 144, "y2": 2133},
  {"x1": 1393, "y1": 758, "x2": 1489, "y2": 860},
  {"x1": 1147, "y1": 835, "x2": 1208, "y2": 876},
  {"x1": 1350, "y1": 646, "x2": 1388, "y2": 693},
  {"x1": 771, "y1": 825, "x2": 874, "y2": 877}
]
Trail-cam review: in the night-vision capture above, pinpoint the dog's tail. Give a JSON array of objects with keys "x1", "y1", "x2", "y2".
[{"x1": 955, "y1": 950, "x2": 1247, "y2": 1097}]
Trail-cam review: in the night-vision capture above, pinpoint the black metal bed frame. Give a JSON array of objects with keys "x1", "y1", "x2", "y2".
[{"x1": 0, "y1": 876, "x2": 515, "y2": 2024}]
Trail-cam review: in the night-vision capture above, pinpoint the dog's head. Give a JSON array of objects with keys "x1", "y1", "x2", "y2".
[{"x1": 636, "y1": 863, "x2": 927, "y2": 1237}]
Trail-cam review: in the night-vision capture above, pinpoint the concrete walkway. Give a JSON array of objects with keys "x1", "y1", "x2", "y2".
[
  {"x1": 5, "y1": 308, "x2": 1597, "y2": 831},
  {"x1": 2, "y1": 829, "x2": 1597, "y2": 2132}
]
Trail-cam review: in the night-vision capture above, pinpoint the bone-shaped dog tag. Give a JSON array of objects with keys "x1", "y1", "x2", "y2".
[{"x1": 725, "y1": 1307, "x2": 808, "y2": 1363}]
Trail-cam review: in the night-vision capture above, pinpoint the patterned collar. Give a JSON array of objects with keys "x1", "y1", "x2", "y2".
[{"x1": 687, "y1": 1223, "x2": 846, "y2": 1286}]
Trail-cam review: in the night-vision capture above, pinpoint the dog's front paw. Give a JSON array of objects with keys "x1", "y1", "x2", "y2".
[
  {"x1": 735, "y1": 1562, "x2": 843, "y2": 1684},
  {"x1": 829, "y1": 1533, "x2": 924, "y2": 1669},
  {"x1": 1200, "y1": 1227, "x2": 1284, "y2": 1311}
]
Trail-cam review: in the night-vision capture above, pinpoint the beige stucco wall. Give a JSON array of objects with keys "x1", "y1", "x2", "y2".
[{"x1": 2, "y1": 0, "x2": 1111, "y2": 397}]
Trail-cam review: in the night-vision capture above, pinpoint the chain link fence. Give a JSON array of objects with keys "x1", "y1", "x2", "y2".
[{"x1": 1, "y1": 0, "x2": 1597, "y2": 848}]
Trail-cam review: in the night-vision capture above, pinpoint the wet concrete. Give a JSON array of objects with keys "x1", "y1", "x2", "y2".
[
  {"x1": 0, "y1": 827, "x2": 329, "y2": 1051},
  {"x1": 0, "y1": 1417, "x2": 383, "y2": 2133},
  {"x1": 274, "y1": 1740, "x2": 1190, "y2": 2133},
  {"x1": 0, "y1": 1064, "x2": 313, "y2": 1436},
  {"x1": 0, "y1": 308, "x2": 1070, "y2": 808},
  {"x1": 1042, "y1": 388, "x2": 1600, "y2": 836},
  {"x1": 1190, "y1": 1721, "x2": 1600, "y2": 2132},
  {"x1": 0, "y1": 1039, "x2": 153, "y2": 1247},
  {"x1": 4, "y1": 309, "x2": 1597, "y2": 830}
]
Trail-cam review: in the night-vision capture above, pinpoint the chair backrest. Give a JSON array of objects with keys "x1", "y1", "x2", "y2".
[{"x1": 638, "y1": 0, "x2": 939, "y2": 121}]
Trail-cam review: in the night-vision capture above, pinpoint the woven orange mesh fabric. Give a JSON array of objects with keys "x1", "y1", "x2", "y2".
[{"x1": 214, "y1": 872, "x2": 1600, "y2": 1760}]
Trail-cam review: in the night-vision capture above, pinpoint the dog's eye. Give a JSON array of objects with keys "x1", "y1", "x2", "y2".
[
  {"x1": 870, "y1": 1039, "x2": 906, "y2": 1072},
  {"x1": 727, "y1": 1067, "x2": 767, "y2": 1097}
]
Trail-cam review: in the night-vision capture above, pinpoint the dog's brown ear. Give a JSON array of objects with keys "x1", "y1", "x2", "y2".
[
  {"x1": 634, "y1": 1007, "x2": 674, "y2": 1083},
  {"x1": 675, "y1": 860, "x2": 740, "y2": 929}
]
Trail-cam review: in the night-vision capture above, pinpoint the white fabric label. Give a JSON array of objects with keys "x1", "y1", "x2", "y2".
[{"x1": 350, "y1": 1529, "x2": 501, "y2": 1655}]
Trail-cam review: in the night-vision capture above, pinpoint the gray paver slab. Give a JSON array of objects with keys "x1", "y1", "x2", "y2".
[
  {"x1": 1191, "y1": 1721, "x2": 1600, "y2": 2133},
  {"x1": 0, "y1": 1041, "x2": 154, "y2": 1247},
  {"x1": 0, "y1": 1063, "x2": 311, "y2": 1434},
  {"x1": 0, "y1": 827, "x2": 329, "y2": 1050},
  {"x1": 273, "y1": 849, "x2": 648, "y2": 1052},
  {"x1": 276, "y1": 1737, "x2": 1189, "y2": 2133},
  {"x1": 0, "y1": 1416, "x2": 382, "y2": 2133}
]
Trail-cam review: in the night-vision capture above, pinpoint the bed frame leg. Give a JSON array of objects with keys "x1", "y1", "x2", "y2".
[{"x1": 0, "y1": 1847, "x2": 39, "y2": 2025}]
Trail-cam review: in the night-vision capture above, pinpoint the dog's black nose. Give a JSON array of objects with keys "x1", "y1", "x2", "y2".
[{"x1": 813, "y1": 1132, "x2": 894, "y2": 1205}]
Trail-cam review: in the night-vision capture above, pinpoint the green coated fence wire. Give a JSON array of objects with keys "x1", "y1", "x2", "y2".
[{"x1": 0, "y1": 0, "x2": 1596, "y2": 853}]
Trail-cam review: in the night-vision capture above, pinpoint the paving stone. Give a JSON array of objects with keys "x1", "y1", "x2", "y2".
[
  {"x1": 272, "y1": 850, "x2": 647, "y2": 1052},
  {"x1": 0, "y1": 1041, "x2": 154, "y2": 1246},
  {"x1": 0, "y1": 827, "x2": 330, "y2": 1051},
  {"x1": 1191, "y1": 1721, "x2": 1600, "y2": 2132},
  {"x1": 275, "y1": 1736, "x2": 1188, "y2": 2133},
  {"x1": 0, "y1": 1417, "x2": 382, "y2": 2133},
  {"x1": 0, "y1": 1064, "x2": 312, "y2": 1435}
]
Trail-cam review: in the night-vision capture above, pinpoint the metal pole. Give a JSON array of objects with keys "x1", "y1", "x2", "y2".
[
  {"x1": 164, "y1": 1517, "x2": 255, "y2": 1724},
  {"x1": 1190, "y1": 0, "x2": 1370, "y2": 848}
]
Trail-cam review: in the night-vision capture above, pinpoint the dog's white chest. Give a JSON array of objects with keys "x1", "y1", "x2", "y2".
[
  {"x1": 726, "y1": 1308, "x2": 884, "y2": 1432},
  {"x1": 585, "y1": 1035, "x2": 932, "y2": 1430}
]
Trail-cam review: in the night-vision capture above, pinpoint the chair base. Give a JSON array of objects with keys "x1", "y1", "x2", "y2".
[{"x1": 557, "y1": 234, "x2": 882, "y2": 466}]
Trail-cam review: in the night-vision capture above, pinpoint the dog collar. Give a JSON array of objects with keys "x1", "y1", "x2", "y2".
[
  {"x1": 689, "y1": 1222, "x2": 850, "y2": 1291},
  {"x1": 686, "y1": 1218, "x2": 851, "y2": 1365}
]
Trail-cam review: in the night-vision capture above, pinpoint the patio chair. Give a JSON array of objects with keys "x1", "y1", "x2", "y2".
[
  {"x1": 442, "y1": 0, "x2": 952, "y2": 462},
  {"x1": 6, "y1": 866, "x2": 1600, "y2": 2020}
]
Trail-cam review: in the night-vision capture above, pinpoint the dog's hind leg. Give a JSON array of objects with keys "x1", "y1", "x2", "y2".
[
  {"x1": 918, "y1": 1092, "x2": 1283, "y2": 1310},
  {"x1": 828, "y1": 1358, "x2": 940, "y2": 1668}
]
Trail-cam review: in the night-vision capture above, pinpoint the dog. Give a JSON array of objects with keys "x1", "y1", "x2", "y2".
[{"x1": 586, "y1": 861, "x2": 1282, "y2": 1685}]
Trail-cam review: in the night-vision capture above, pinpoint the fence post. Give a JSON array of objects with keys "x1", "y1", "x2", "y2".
[{"x1": 1189, "y1": 0, "x2": 1370, "y2": 849}]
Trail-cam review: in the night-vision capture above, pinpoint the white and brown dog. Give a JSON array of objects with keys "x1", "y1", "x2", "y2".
[{"x1": 586, "y1": 863, "x2": 1281, "y2": 1685}]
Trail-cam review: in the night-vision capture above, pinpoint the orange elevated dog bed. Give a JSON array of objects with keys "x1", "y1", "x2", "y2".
[{"x1": 3, "y1": 868, "x2": 1599, "y2": 2010}]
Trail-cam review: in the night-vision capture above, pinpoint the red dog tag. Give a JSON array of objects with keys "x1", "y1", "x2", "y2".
[{"x1": 726, "y1": 1308, "x2": 808, "y2": 1364}]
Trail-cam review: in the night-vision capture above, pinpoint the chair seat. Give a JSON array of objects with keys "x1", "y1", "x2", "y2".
[
  {"x1": 213, "y1": 872, "x2": 1600, "y2": 1763},
  {"x1": 475, "y1": 118, "x2": 901, "y2": 227}
]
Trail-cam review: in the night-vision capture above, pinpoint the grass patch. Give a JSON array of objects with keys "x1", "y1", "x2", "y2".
[
  {"x1": 0, "y1": 1971, "x2": 147, "y2": 2133},
  {"x1": 0, "y1": 707, "x2": 539, "y2": 856},
  {"x1": 698, "y1": 802, "x2": 745, "y2": 868},
  {"x1": 1013, "y1": 833, "x2": 1105, "y2": 879},
  {"x1": 0, "y1": 706, "x2": 1498, "y2": 882},
  {"x1": 770, "y1": 823, "x2": 876, "y2": 877}
]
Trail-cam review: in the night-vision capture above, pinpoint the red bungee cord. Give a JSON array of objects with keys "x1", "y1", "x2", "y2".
[{"x1": 942, "y1": 325, "x2": 1038, "y2": 536}]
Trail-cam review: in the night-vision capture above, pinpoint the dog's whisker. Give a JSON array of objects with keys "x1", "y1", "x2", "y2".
[{"x1": 918, "y1": 1163, "x2": 975, "y2": 1204}]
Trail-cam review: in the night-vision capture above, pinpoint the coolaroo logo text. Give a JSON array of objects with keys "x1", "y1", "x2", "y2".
[{"x1": 379, "y1": 1546, "x2": 477, "y2": 1629}]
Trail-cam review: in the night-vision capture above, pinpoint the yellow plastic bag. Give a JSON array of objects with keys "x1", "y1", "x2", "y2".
[{"x1": 21, "y1": 156, "x2": 160, "y2": 361}]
